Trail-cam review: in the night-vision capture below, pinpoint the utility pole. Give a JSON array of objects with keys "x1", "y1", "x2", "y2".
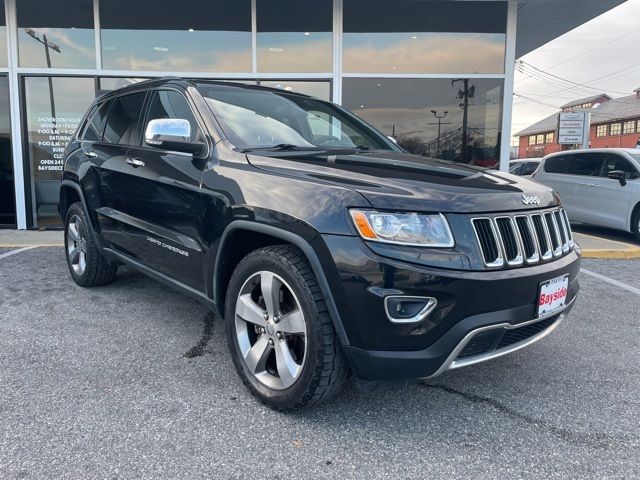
[
  {"x1": 428, "y1": 110, "x2": 450, "y2": 157},
  {"x1": 452, "y1": 79, "x2": 475, "y2": 163}
]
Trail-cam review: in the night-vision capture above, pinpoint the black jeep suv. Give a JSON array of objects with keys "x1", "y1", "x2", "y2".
[{"x1": 60, "y1": 78, "x2": 580, "y2": 410}]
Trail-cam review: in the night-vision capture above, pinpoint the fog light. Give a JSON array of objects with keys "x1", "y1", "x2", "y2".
[{"x1": 384, "y1": 296, "x2": 437, "y2": 324}]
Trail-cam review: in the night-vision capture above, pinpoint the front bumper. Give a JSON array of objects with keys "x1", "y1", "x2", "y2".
[{"x1": 315, "y1": 234, "x2": 581, "y2": 382}]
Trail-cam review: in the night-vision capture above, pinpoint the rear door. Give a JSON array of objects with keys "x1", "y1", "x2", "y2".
[
  {"x1": 564, "y1": 152, "x2": 606, "y2": 223},
  {"x1": 89, "y1": 91, "x2": 147, "y2": 250},
  {"x1": 537, "y1": 154, "x2": 580, "y2": 216},
  {"x1": 122, "y1": 88, "x2": 209, "y2": 291}
]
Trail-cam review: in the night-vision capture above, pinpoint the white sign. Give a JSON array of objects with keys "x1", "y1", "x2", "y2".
[{"x1": 557, "y1": 112, "x2": 590, "y2": 146}]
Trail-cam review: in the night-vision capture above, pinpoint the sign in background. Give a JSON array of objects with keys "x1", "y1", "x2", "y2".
[{"x1": 557, "y1": 111, "x2": 590, "y2": 147}]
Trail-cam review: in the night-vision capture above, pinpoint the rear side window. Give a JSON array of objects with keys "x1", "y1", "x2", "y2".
[
  {"x1": 145, "y1": 90, "x2": 201, "y2": 142},
  {"x1": 566, "y1": 153, "x2": 605, "y2": 176},
  {"x1": 81, "y1": 101, "x2": 111, "y2": 142},
  {"x1": 543, "y1": 155, "x2": 569, "y2": 174},
  {"x1": 520, "y1": 162, "x2": 538, "y2": 175},
  {"x1": 600, "y1": 154, "x2": 638, "y2": 178},
  {"x1": 103, "y1": 92, "x2": 146, "y2": 145}
]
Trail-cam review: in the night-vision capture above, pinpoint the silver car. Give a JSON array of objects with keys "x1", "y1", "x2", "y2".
[
  {"x1": 509, "y1": 158, "x2": 541, "y2": 179},
  {"x1": 533, "y1": 148, "x2": 640, "y2": 241}
]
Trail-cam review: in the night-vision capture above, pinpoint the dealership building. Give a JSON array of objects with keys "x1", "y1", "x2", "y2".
[{"x1": 0, "y1": 0, "x2": 625, "y2": 229}]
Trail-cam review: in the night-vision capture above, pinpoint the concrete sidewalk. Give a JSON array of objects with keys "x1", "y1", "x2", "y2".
[{"x1": 2, "y1": 229, "x2": 639, "y2": 259}]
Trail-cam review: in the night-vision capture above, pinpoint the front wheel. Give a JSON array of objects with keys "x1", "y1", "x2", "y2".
[
  {"x1": 632, "y1": 210, "x2": 640, "y2": 243},
  {"x1": 225, "y1": 245, "x2": 349, "y2": 410},
  {"x1": 64, "y1": 202, "x2": 118, "y2": 287}
]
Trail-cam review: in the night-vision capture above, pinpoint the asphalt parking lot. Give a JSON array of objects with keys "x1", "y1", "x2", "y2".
[{"x1": 1, "y1": 247, "x2": 639, "y2": 479}]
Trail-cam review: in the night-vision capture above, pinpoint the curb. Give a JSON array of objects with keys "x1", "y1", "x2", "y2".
[{"x1": 580, "y1": 248, "x2": 640, "y2": 259}]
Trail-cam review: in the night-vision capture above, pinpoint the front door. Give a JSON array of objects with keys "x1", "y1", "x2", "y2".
[
  {"x1": 575, "y1": 153, "x2": 635, "y2": 229},
  {"x1": 122, "y1": 89, "x2": 208, "y2": 291}
]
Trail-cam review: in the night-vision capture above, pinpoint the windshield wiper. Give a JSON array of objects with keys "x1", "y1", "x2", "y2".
[{"x1": 242, "y1": 143, "x2": 322, "y2": 153}]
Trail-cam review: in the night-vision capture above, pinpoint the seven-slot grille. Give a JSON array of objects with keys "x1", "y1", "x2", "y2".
[{"x1": 471, "y1": 208, "x2": 573, "y2": 268}]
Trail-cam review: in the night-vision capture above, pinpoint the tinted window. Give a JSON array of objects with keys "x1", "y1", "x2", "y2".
[
  {"x1": 343, "y1": 0, "x2": 506, "y2": 74},
  {"x1": 81, "y1": 101, "x2": 111, "y2": 141},
  {"x1": 100, "y1": 0, "x2": 251, "y2": 72},
  {"x1": 103, "y1": 93, "x2": 146, "y2": 145},
  {"x1": 17, "y1": 0, "x2": 95, "y2": 68},
  {"x1": 566, "y1": 153, "x2": 605, "y2": 176},
  {"x1": 544, "y1": 155, "x2": 569, "y2": 174},
  {"x1": 600, "y1": 154, "x2": 638, "y2": 178},
  {"x1": 0, "y1": 1, "x2": 7, "y2": 67},
  {"x1": 145, "y1": 90, "x2": 200, "y2": 142},
  {"x1": 257, "y1": 0, "x2": 332, "y2": 72},
  {"x1": 520, "y1": 162, "x2": 539, "y2": 175}
]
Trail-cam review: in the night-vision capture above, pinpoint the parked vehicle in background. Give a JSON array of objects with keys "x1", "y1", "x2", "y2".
[
  {"x1": 533, "y1": 148, "x2": 640, "y2": 241},
  {"x1": 509, "y1": 158, "x2": 541, "y2": 179}
]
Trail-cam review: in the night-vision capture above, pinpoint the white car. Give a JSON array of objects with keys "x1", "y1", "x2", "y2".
[
  {"x1": 509, "y1": 158, "x2": 541, "y2": 179},
  {"x1": 533, "y1": 148, "x2": 640, "y2": 241}
]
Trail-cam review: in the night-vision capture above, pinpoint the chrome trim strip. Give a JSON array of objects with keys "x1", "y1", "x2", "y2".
[
  {"x1": 515, "y1": 214, "x2": 540, "y2": 264},
  {"x1": 531, "y1": 213, "x2": 553, "y2": 261},
  {"x1": 471, "y1": 217, "x2": 504, "y2": 268},
  {"x1": 545, "y1": 212, "x2": 563, "y2": 257},
  {"x1": 384, "y1": 296, "x2": 438, "y2": 324},
  {"x1": 562, "y1": 209, "x2": 574, "y2": 248},
  {"x1": 553, "y1": 210, "x2": 570, "y2": 253},
  {"x1": 494, "y1": 216, "x2": 524, "y2": 266},
  {"x1": 426, "y1": 296, "x2": 575, "y2": 378}
]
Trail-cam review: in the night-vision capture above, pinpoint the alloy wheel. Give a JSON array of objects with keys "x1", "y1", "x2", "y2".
[
  {"x1": 234, "y1": 271, "x2": 307, "y2": 390},
  {"x1": 66, "y1": 214, "x2": 88, "y2": 276}
]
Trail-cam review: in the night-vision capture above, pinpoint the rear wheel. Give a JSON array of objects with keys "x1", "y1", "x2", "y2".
[
  {"x1": 225, "y1": 245, "x2": 348, "y2": 410},
  {"x1": 64, "y1": 202, "x2": 117, "y2": 287}
]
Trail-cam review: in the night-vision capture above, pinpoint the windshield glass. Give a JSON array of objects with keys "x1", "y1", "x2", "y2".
[{"x1": 196, "y1": 83, "x2": 399, "y2": 152}]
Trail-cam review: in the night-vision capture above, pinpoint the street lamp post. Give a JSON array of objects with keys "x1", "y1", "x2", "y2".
[
  {"x1": 429, "y1": 110, "x2": 449, "y2": 157},
  {"x1": 24, "y1": 29, "x2": 61, "y2": 121}
]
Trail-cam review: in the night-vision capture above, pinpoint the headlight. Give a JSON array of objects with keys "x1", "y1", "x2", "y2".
[{"x1": 349, "y1": 210, "x2": 454, "y2": 247}]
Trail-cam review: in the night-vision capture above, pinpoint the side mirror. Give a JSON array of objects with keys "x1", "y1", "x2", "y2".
[
  {"x1": 144, "y1": 118, "x2": 205, "y2": 155},
  {"x1": 607, "y1": 169, "x2": 627, "y2": 186}
]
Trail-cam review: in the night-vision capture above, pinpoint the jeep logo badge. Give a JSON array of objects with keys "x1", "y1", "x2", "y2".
[{"x1": 521, "y1": 194, "x2": 541, "y2": 205}]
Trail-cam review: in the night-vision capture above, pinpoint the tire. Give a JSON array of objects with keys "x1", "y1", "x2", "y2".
[
  {"x1": 225, "y1": 245, "x2": 349, "y2": 410},
  {"x1": 64, "y1": 202, "x2": 118, "y2": 287},
  {"x1": 632, "y1": 209, "x2": 640, "y2": 243}
]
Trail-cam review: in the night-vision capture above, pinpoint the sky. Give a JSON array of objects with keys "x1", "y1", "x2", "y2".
[{"x1": 512, "y1": 0, "x2": 640, "y2": 140}]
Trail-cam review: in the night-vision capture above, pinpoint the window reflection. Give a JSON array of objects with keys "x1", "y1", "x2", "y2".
[
  {"x1": 343, "y1": 78, "x2": 503, "y2": 167},
  {"x1": 0, "y1": 2, "x2": 7, "y2": 67},
  {"x1": 0, "y1": 76, "x2": 13, "y2": 226},
  {"x1": 17, "y1": 0, "x2": 95, "y2": 68},
  {"x1": 24, "y1": 77, "x2": 95, "y2": 227},
  {"x1": 257, "y1": 0, "x2": 332, "y2": 72},
  {"x1": 343, "y1": 0, "x2": 506, "y2": 74},
  {"x1": 100, "y1": 0, "x2": 252, "y2": 72},
  {"x1": 259, "y1": 81, "x2": 331, "y2": 101}
]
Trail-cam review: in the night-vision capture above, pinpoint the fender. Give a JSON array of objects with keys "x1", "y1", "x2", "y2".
[
  {"x1": 214, "y1": 220, "x2": 350, "y2": 347},
  {"x1": 59, "y1": 180, "x2": 92, "y2": 226}
]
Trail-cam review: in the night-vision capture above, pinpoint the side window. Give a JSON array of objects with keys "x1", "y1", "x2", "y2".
[
  {"x1": 144, "y1": 90, "x2": 201, "y2": 142},
  {"x1": 600, "y1": 154, "x2": 638, "y2": 178},
  {"x1": 566, "y1": 153, "x2": 605, "y2": 176},
  {"x1": 103, "y1": 92, "x2": 146, "y2": 145},
  {"x1": 544, "y1": 155, "x2": 569, "y2": 174},
  {"x1": 81, "y1": 101, "x2": 111, "y2": 142},
  {"x1": 521, "y1": 162, "x2": 538, "y2": 175},
  {"x1": 509, "y1": 163, "x2": 522, "y2": 175}
]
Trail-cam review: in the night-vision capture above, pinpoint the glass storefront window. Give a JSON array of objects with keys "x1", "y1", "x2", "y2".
[
  {"x1": 17, "y1": 0, "x2": 95, "y2": 68},
  {"x1": 257, "y1": 0, "x2": 333, "y2": 73},
  {"x1": 342, "y1": 0, "x2": 506, "y2": 74},
  {"x1": 24, "y1": 76, "x2": 95, "y2": 227},
  {"x1": 0, "y1": 76, "x2": 13, "y2": 226},
  {"x1": 100, "y1": 0, "x2": 252, "y2": 72},
  {"x1": 259, "y1": 81, "x2": 331, "y2": 101},
  {"x1": 0, "y1": 1, "x2": 7, "y2": 67},
  {"x1": 343, "y1": 78, "x2": 503, "y2": 167}
]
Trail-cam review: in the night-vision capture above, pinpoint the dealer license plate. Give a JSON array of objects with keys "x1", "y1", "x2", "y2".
[{"x1": 537, "y1": 274, "x2": 569, "y2": 317}]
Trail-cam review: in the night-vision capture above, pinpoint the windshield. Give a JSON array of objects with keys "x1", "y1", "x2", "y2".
[{"x1": 196, "y1": 83, "x2": 399, "y2": 152}]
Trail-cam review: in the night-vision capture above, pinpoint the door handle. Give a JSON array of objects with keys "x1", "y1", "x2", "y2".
[
  {"x1": 83, "y1": 151, "x2": 96, "y2": 158},
  {"x1": 126, "y1": 157, "x2": 145, "y2": 167}
]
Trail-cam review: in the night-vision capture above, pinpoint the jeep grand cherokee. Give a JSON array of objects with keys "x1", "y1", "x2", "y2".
[{"x1": 60, "y1": 78, "x2": 580, "y2": 410}]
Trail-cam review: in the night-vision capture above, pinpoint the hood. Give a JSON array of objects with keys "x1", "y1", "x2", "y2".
[{"x1": 247, "y1": 150, "x2": 558, "y2": 213}]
